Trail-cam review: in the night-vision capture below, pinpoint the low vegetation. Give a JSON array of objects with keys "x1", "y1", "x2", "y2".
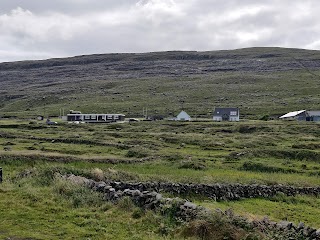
[{"x1": 0, "y1": 119, "x2": 320, "y2": 239}]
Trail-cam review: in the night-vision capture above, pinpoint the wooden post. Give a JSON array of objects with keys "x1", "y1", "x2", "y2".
[{"x1": 0, "y1": 167, "x2": 2, "y2": 183}]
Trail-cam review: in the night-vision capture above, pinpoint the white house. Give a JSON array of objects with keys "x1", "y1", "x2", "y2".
[
  {"x1": 279, "y1": 110, "x2": 306, "y2": 120},
  {"x1": 176, "y1": 111, "x2": 191, "y2": 121},
  {"x1": 213, "y1": 107, "x2": 240, "y2": 121},
  {"x1": 67, "y1": 110, "x2": 125, "y2": 123}
]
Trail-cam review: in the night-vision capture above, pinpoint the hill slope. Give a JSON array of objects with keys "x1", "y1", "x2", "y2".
[{"x1": 1, "y1": 47, "x2": 320, "y2": 118}]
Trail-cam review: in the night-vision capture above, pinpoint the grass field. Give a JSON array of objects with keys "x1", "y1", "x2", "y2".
[{"x1": 0, "y1": 119, "x2": 320, "y2": 239}]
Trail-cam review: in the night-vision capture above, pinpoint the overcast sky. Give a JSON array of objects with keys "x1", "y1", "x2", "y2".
[{"x1": 1, "y1": 0, "x2": 320, "y2": 62}]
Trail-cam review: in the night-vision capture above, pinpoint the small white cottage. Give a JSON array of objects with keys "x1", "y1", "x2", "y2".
[{"x1": 176, "y1": 111, "x2": 191, "y2": 121}]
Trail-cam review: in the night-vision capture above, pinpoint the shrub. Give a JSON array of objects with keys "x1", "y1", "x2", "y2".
[
  {"x1": 26, "y1": 146, "x2": 37, "y2": 150},
  {"x1": 165, "y1": 154, "x2": 184, "y2": 162},
  {"x1": 125, "y1": 148, "x2": 150, "y2": 158},
  {"x1": 117, "y1": 196, "x2": 134, "y2": 212},
  {"x1": 90, "y1": 168, "x2": 104, "y2": 181},
  {"x1": 180, "y1": 219, "x2": 215, "y2": 240},
  {"x1": 240, "y1": 161, "x2": 298, "y2": 173},
  {"x1": 238, "y1": 125, "x2": 257, "y2": 133},
  {"x1": 132, "y1": 207, "x2": 144, "y2": 219},
  {"x1": 259, "y1": 115, "x2": 270, "y2": 121},
  {"x1": 178, "y1": 160, "x2": 207, "y2": 170},
  {"x1": 105, "y1": 168, "x2": 139, "y2": 182},
  {"x1": 3, "y1": 146, "x2": 12, "y2": 151},
  {"x1": 53, "y1": 178, "x2": 104, "y2": 208}
]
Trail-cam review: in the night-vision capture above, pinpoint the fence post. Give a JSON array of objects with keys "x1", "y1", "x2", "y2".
[{"x1": 0, "y1": 167, "x2": 2, "y2": 183}]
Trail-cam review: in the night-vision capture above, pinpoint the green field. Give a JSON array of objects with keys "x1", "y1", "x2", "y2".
[{"x1": 1, "y1": 119, "x2": 320, "y2": 239}]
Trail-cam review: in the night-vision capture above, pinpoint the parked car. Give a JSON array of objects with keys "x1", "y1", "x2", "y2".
[
  {"x1": 129, "y1": 118, "x2": 140, "y2": 122},
  {"x1": 46, "y1": 119, "x2": 57, "y2": 125}
]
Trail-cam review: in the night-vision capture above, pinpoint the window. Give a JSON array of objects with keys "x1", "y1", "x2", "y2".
[{"x1": 230, "y1": 111, "x2": 237, "y2": 116}]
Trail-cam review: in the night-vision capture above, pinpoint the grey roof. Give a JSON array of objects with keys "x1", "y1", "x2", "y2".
[
  {"x1": 307, "y1": 111, "x2": 320, "y2": 116},
  {"x1": 213, "y1": 107, "x2": 239, "y2": 116}
]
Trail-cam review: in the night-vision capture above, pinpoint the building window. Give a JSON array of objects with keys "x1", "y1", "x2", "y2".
[{"x1": 230, "y1": 111, "x2": 237, "y2": 116}]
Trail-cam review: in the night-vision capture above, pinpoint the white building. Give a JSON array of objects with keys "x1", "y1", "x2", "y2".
[
  {"x1": 279, "y1": 110, "x2": 306, "y2": 120},
  {"x1": 67, "y1": 110, "x2": 125, "y2": 123},
  {"x1": 176, "y1": 111, "x2": 191, "y2": 121}
]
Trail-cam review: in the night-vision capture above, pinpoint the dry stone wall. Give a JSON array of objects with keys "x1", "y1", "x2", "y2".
[
  {"x1": 62, "y1": 174, "x2": 320, "y2": 239},
  {"x1": 106, "y1": 181, "x2": 320, "y2": 201}
]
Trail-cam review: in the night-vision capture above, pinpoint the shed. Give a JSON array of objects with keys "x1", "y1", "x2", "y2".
[
  {"x1": 176, "y1": 111, "x2": 191, "y2": 121},
  {"x1": 213, "y1": 108, "x2": 239, "y2": 121},
  {"x1": 279, "y1": 110, "x2": 306, "y2": 120}
]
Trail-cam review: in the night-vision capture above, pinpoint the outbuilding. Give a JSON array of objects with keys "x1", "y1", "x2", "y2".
[
  {"x1": 279, "y1": 110, "x2": 306, "y2": 120},
  {"x1": 176, "y1": 111, "x2": 191, "y2": 121}
]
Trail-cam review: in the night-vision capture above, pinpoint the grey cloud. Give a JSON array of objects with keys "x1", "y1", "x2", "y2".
[
  {"x1": 1, "y1": 0, "x2": 320, "y2": 62},
  {"x1": 0, "y1": 0, "x2": 132, "y2": 15}
]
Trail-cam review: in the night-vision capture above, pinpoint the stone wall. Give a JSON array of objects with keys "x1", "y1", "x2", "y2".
[
  {"x1": 106, "y1": 181, "x2": 320, "y2": 201},
  {"x1": 62, "y1": 174, "x2": 320, "y2": 239}
]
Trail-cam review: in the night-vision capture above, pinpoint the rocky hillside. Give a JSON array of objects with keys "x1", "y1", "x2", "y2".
[{"x1": 1, "y1": 47, "x2": 320, "y2": 118}]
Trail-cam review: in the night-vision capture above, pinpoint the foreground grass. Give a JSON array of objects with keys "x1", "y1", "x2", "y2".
[
  {"x1": 0, "y1": 179, "x2": 168, "y2": 240},
  {"x1": 1, "y1": 160, "x2": 320, "y2": 235},
  {"x1": 198, "y1": 195, "x2": 320, "y2": 228}
]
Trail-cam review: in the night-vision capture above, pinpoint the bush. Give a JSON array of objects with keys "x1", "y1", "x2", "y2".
[
  {"x1": 180, "y1": 219, "x2": 215, "y2": 240},
  {"x1": 238, "y1": 125, "x2": 257, "y2": 133},
  {"x1": 164, "y1": 154, "x2": 184, "y2": 162},
  {"x1": 180, "y1": 218, "x2": 252, "y2": 240},
  {"x1": 259, "y1": 115, "x2": 270, "y2": 121},
  {"x1": 53, "y1": 178, "x2": 104, "y2": 208},
  {"x1": 105, "y1": 168, "x2": 139, "y2": 182},
  {"x1": 240, "y1": 161, "x2": 298, "y2": 173},
  {"x1": 117, "y1": 196, "x2": 134, "y2": 212},
  {"x1": 132, "y1": 207, "x2": 144, "y2": 219},
  {"x1": 178, "y1": 160, "x2": 207, "y2": 170},
  {"x1": 125, "y1": 148, "x2": 150, "y2": 158},
  {"x1": 90, "y1": 168, "x2": 104, "y2": 181}
]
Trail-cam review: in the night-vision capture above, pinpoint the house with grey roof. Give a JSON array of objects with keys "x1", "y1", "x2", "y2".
[
  {"x1": 213, "y1": 107, "x2": 239, "y2": 122},
  {"x1": 306, "y1": 111, "x2": 320, "y2": 121}
]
